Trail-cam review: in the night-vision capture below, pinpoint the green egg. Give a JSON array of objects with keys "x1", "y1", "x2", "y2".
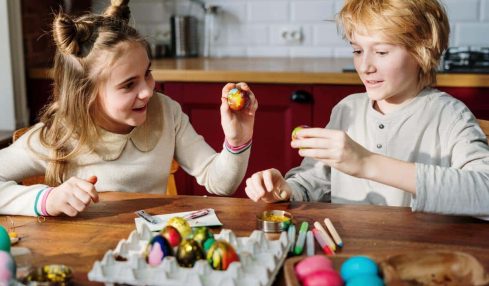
[{"x1": 0, "y1": 226, "x2": 11, "y2": 252}]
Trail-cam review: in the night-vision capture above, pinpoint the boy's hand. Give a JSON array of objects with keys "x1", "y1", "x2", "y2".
[
  {"x1": 291, "y1": 128, "x2": 372, "y2": 178},
  {"x1": 245, "y1": 168, "x2": 292, "y2": 203},
  {"x1": 46, "y1": 176, "x2": 99, "y2": 216}
]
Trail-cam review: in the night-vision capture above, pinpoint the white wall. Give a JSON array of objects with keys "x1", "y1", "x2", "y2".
[
  {"x1": 0, "y1": 0, "x2": 28, "y2": 130},
  {"x1": 100, "y1": 0, "x2": 489, "y2": 58}
]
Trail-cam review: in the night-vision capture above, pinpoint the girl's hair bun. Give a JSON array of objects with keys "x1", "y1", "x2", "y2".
[
  {"x1": 53, "y1": 13, "x2": 93, "y2": 56},
  {"x1": 104, "y1": 0, "x2": 131, "y2": 22}
]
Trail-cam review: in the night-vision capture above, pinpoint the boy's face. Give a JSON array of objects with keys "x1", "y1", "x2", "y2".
[
  {"x1": 94, "y1": 43, "x2": 155, "y2": 134},
  {"x1": 351, "y1": 32, "x2": 421, "y2": 113}
]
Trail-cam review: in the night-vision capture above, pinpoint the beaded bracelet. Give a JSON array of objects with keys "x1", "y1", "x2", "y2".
[
  {"x1": 41, "y1": 187, "x2": 54, "y2": 216},
  {"x1": 224, "y1": 139, "x2": 252, "y2": 154},
  {"x1": 33, "y1": 187, "x2": 49, "y2": 217}
]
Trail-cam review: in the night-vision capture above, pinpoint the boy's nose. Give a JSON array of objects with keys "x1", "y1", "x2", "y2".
[{"x1": 358, "y1": 54, "x2": 376, "y2": 74}]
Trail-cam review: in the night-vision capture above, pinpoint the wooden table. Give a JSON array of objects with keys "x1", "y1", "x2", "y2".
[{"x1": 3, "y1": 192, "x2": 489, "y2": 285}]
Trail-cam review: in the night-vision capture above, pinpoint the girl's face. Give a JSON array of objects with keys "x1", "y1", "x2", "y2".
[
  {"x1": 94, "y1": 43, "x2": 155, "y2": 134},
  {"x1": 351, "y1": 32, "x2": 421, "y2": 114}
]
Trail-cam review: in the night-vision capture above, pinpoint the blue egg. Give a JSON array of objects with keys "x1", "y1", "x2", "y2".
[
  {"x1": 346, "y1": 274, "x2": 384, "y2": 286},
  {"x1": 145, "y1": 235, "x2": 173, "y2": 266},
  {"x1": 340, "y1": 256, "x2": 379, "y2": 282}
]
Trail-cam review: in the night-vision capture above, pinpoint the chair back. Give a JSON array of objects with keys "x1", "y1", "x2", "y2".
[
  {"x1": 477, "y1": 119, "x2": 489, "y2": 141},
  {"x1": 13, "y1": 127, "x2": 179, "y2": 194}
]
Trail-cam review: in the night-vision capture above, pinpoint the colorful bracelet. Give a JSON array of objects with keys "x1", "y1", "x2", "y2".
[
  {"x1": 224, "y1": 139, "x2": 252, "y2": 154},
  {"x1": 41, "y1": 187, "x2": 54, "y2": 216},
  {"x1": 34, "y1": 187, "x2": 48, "y2": 217}
]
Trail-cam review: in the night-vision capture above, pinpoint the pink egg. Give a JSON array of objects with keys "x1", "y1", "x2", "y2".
[
  {"x1": 295, "y1": 255, "x2": 334, "y2": 282},
  {"x1": 302, "y1": 270, "x2": 343, "y2": 286}
]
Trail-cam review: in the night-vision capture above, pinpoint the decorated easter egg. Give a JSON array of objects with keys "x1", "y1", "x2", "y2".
[
  {"x1": 203, "y1": 237, "x2": 216, "y2": 254},
  {"x1": 0, "y1": 226, "x2": 10, "y2": 252},
  {"x1": 0, "y1": 250, "x2": 16, "y2": 283},
  {"x1": 227, "y1": 88, "x2": 250, "y2": 111},
  {"x1": 302, "y1": 269, "x2": 343, "y2": 286},
  {"x1": 176, "y1": 239, "x2": 204, "y2": 268},
  {"x1": 295, "y1": 255, "x2": 334, "y2": 282},
  {"x1": 189, "y1": 227, "x2": 213, "y2": 248},
  {"x1": 160, "y1": 226, "x2": 182, "y2": 248},
  {"x1": 340, "y1": 256, "x2": 379, "y2": 282},
  {"x1": 166, "y1": 217, "x2": 191, "y2": 239},
  {"x1": 346, "y1": 274, "x2": 384, "y2": 286},
  {"x1": 206, "y1": 240, "x2": 240, "y2": 270},
  {"x1": 145, "y1": 235, "x2": 173, "y2": 266},
  {"x1": 291, "y1": 125, "x2": 309, "y2": 140}
]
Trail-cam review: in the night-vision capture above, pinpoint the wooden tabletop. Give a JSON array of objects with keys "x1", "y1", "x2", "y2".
[
  {"x1": 28, "y1": 57, "x2": 489, "y2": 87},
  {"x1": 4, "y1": 192, "x2": 489, "y2": 285}
]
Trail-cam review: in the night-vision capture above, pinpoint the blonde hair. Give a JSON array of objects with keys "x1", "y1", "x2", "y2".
[
  {"x1": 338, "y1": 0, "x2": 450, "y2": 88},
  {"x1": 36, "y1": 0, "x2": 149, "y2": 186}
]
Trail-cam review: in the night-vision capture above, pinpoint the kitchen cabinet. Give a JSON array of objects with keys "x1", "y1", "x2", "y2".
[{"x1": 163, "y1": 82, "x2": 313, "y2": 197}]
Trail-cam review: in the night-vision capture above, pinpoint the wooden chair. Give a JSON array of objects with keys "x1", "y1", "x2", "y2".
[
  {"x1": 13, "y1": 127, "x2": 179, "y2": 194},
  {"x1": 477, "y1": 119, "x2": 489, "y2": 140}
]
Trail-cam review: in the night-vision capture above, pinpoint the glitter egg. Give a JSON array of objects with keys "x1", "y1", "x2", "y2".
[
  {"x1": 206, "y1": 240, "x2": 240, "y2": 270},
  {"x1": 145, "y1": 235, "x2": 173, "y2": 266},
  {"x1": 166, "y1": 217, "x2": 191, "y2": 239},
  {"x1": 176, "y1": 239, "x2": 204, "y2": 268},
  {"x1": 189, "y1": 227, "x2": 213, "y2": 248},
  {"x1": 0, "y1": 250, "x2": 16, "y2": 283},
  {"x1": 203, "y1": 237, "x2": 216, "y2": 254},
  {"x1": 0, "y1": 226, "x2": 11, "y2": 252},
  {"x1": 160, "y1": 226, "x2": 182, "y2": 248},
  {"x1": 227, "y1": 88, "x2": 250, "y2": 111}
]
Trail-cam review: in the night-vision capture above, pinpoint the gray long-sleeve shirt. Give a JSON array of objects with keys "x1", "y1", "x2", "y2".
[{"x1": 285, "y1": 88, "x2": 489, "y2": 216}]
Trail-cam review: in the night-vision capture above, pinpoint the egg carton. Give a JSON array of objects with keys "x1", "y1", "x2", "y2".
[{"x1": 88, "y1": 223, "x2": 291, "y2": 286}]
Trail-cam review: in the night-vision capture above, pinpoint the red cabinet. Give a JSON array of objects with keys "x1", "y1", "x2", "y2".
[{"x1": 163, "y1": 82, "x2": 313, "y2": 197}]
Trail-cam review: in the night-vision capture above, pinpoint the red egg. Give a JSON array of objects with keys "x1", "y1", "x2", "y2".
[
  {"x1": 295, "y1": 255, "x2": 334, "y2": 282},
  {"x1": 302, "y1": 269, "x2": 343, "y2": 286},
  {"x1": 227, "y1": 88, "x2": 250, "y2": 111},
  {"x1": 160, "y1": 225, "x2": 182, "y2": 248}
]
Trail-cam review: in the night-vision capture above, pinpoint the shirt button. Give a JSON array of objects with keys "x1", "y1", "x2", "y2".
[
  {"x1": 376, "y1": 144, "x2": 382, "y2": 149},
  {"x1": 379, "y1": 124, "x2": 384, "y2": 129}
]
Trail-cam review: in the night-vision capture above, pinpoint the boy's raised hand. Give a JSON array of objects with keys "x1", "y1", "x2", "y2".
[
  {"x1": 220, "y1": 82, "x2": 258, "y2": 147},
  {"x1": 291, "y1": 127, "x2": 372, "y2": 178},
  {"x1": 245, "y1": 168, "x2": 292, "y2": 203},
  {"x1": 46, "y1": 176, "x2": 99, "y2": 217}
]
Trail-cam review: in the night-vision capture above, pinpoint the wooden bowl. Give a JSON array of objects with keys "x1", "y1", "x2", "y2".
[{"x1": 283, "y1": 251, "x2": 489, "y2": 286}]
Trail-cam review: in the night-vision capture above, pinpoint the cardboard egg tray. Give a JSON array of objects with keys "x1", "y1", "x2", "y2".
[{"x1": 88, "y1": 223, "x2": 291, "y2": 286}]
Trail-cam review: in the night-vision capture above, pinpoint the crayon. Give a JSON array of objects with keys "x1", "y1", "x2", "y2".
[
  {"x1": 294, "y1": 221, "x2": 309, "y2": 255},
  {"x1": 313, "y1": 221, "x2": 336, "y2": 252},
  {"x1": 324, "y1": 218, "x2": 344, "y2": 248},
  {"x1": 306, "y1": 230, "x2": 314, "y2": 256},
  {"x1": 312, "y1": 228, "x2": 334, "y2": 255}
]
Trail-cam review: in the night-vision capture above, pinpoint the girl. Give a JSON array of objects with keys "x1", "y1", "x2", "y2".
[
  {"x1": 244, "y1": 0, "x2": 489, "y2": 216},
  {"x1": 0, "y1": 0, "x2": 257, "y2": 217}
]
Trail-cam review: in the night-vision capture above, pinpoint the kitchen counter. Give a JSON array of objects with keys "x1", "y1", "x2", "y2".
[{"x1": 28, "y1": 57, "x2": 489, "y2": 87}]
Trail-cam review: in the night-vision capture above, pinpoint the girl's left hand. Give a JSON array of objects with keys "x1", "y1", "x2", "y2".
[
  {"x1": 220, "y1": 82, "x2": 258, "y2": 146},
  {"x1": 291, "y1": 127, "x2": 373, "y2": 178}
]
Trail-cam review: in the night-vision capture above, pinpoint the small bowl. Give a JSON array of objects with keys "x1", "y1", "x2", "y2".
[
  {"x1": 23, "y1": 264, "x2": 73, "y2": 286},
  {"x1": 256, "y1": 210, "x2": 293, "y2": 233}
]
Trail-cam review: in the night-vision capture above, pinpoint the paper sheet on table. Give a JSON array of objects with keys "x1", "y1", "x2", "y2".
[{"x1": 135, "y1": 208, "x2": 222, "y2": 232}]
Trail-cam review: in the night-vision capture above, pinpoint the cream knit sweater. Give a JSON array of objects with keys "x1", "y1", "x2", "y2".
[{"x1": 0, "y1": 93, "x2": 250, "y2": 216}]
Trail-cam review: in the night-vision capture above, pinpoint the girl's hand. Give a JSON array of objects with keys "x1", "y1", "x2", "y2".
[
  {"x1": 220, "y1": 82, "x2": 258, "y2": 146},
  {"x1": 245, "y1": 168, "x2": 292, "y2": 203},
  {"x1": 45, "y1": 176, "x2": 99, "y2": 216},
  {"x1": 291, "y1": 128, "x2": 372, "y2": 178}
]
